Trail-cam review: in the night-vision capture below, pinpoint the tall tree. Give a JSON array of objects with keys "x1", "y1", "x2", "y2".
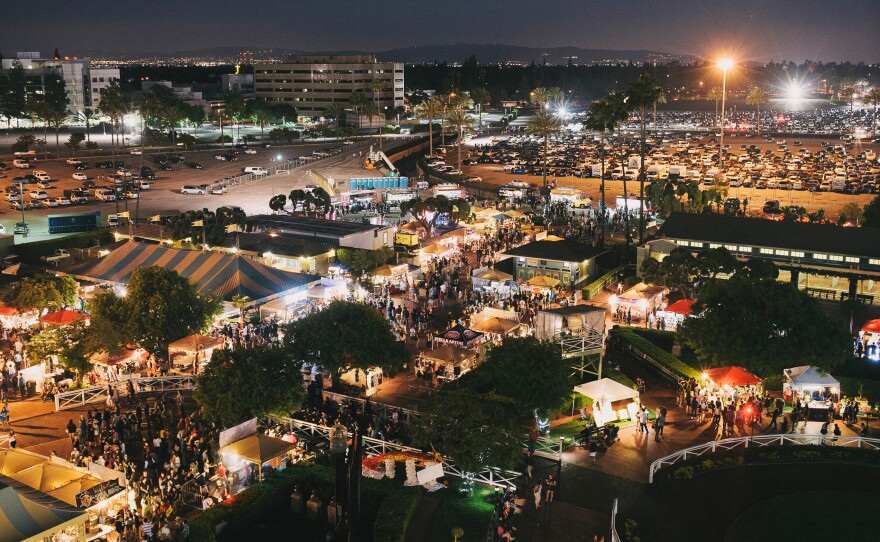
[
  {"x1": 98, "y1": 82, "x2": 125, "y2": 157},
  {"x1": 224, "y1": 89, "x2": 246, "y2": 143},
  {"x1": 325, "y1": 103, "x2": 347, "y2": 141},
  {"x1": 746, "y1": 86, "x2": 768, "y2": 136},
  {"x1": 285, "y1": 301, "x2": 405, "y2": 388},
  {"x1": 195, "y1": 346, "x2": 305, "y2": 427},
  {"x1": 410, "y1": 389, "x2": 522, "y2": 473},
  {"x1": 28, "y1": 321, "x2": 95, "y2": 386},
  {"x1": 43, "y1": 108, "x2": 69, "y2": 155},
  {"x1": 627, "y1": 74, "x2": 663, "y2": 243},
  {"x1": 446, "y1": 107, "x2": 475, "y2": 170},
  {"x1": 865, "y1": 88, "x2": 880, "y2": 137},
  {"x1": 584, "y1": 98, "x2": 616, "y2": 248},
  {"x1": 417, "y1": 97, "x2": 443, "y2": 156},
  {"x1": 161, "y1": 101, "x2": 187, "y2": 146},
  {"x1": 247, "y1": 99, "x2": 274, "y2": 141},
  {"x1": 76, "y1": 107, "x2": 98, "y2": 144},
  {"x1": 607, "y1": 91, "x2": 634, "y2": 243},
  {"x1": 3, "y1": 275, "x2": 77, "y2": 312},
  {"x1": 707, "y1": 87, "x2": 723, "y2": 127},
  {"x1": 470, "y1": 87, "x2": 490, "y2": 129},
  {"x1": 526, "y1": 109, "x2": 562, "y2": 190},
  {"x1": 0, "y1": 60, "x2": 26, "y2": 127},
  {"x1": 678, "y1": 277, "x2": 852, "y2": 375}
]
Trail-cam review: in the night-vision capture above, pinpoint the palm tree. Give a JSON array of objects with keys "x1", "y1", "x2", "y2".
[
  {"x1": 349, "y1": 91, "x2": 369, "y2": 131},
  {"x1": 325, "y1": 103, "x2": 347, "y2": 141},
  {"x1": 98, "y1": 83, "x2": 125, "y2": 157},
  {"x1": 24, "y1": 100, "x2": 42, "y2": 139},
  {"x1": 585, "y1": 98, "x2": 615, "y2": 248},
  {"x1": 247, "y1": 99, "x2": 273, "y2": 142},
  {"x1": 707, "y1": 87, "x2": 723, "y2": 127},
  {"x1": 161, "y1": 102, "x2": 187, "y2": 146},
  {"x1": 77, "y1": 107, "x2": 98, "y2": 143},
  {"x1": 607, "y1": 92, "x2": 633, "y2": 244},
  {"x1": 131, "y1": 91, "x2": 161, "y2": 148},
  {"x1": 417, "y1": 97, "x2": 443, "y2": 156},
  {"x1": 530, "y1": 87, "x2": 562, "y2": 109},
  {"x1": 231, "y1": 294, "x2": 250, "y2": 324},
  {"x1": 839, "y1": 85, "x2": 857, "y2": 135},
  {"x1": 866, "y1": 88, "x2": 880, "y2": 137},
  {"x1": 746, "y1": 86, "x2": 768, "y2": 137},
  {"x1": 652, "y1": 91, "x2": 666, "y2": 135},
  {"x1": 627, "y1": 74, "x2": 663, "y2": 243},
  {"x1": 526, "y1": 109, "x2": 562, "y2": 190},
  {"x1": 446, "y1": 108, "x2": 475, "y2": 170},
  {"x1": 43, "y1": 108, "x2": 69, "y2": 156},
  {"x1": 470, "y1": 87, "x2": 490, "y2": 129}
]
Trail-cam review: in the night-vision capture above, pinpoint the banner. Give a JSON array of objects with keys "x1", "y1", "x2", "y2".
[
  {"x1": 76, "y1": 479, "x2": 124, "y2": 508},
  {"x1": 219, "y1": 417, "x2": 258, "y2": 448}
]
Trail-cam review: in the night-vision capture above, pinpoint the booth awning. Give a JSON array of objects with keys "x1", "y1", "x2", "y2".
[
  {"x1": 473, "y1": 268, "x2": 513, "y2": 282},
  {"x1": 471, "y1": 317, "x2": 520, "y2": 335},
  {"x1": 663, "y1": 299, "x2": 696, "y2": 316},
  {"x1": 785, "y1": 366, "x2": 840, "y2": 388},
  {"x1": 0, "y1": 484, "x2": 87, "y2": 542},
  {"x1": 421, "y1": 344, "x2": 476, "y2": 365},
  {"x1": 90, "y1": 349, "x2": 146, "y2": 366},
  {"x1": 525, "y1": 275, "x2": 561, "y2": 289},
  {"x1": 436, "y1": 323, "x2": 484, "y2": 348},
  {"x1": 421, "y1": 242, "x2": 450, "y2": 255},
  {"x1": 705, "y1": 366, "x2": 762, "y2": 387},
  {"x1": 219, "y1": 433, "x2": 296, "y2": 465},
  {"x1": 168, "y1": 334, "x2": 225, "y2": 353},
  {"x1": 0, "y1": 307, "x2": 19, "y2": 317},
  {"x1": 574, "y1": 378, "x2": 639, "y2": 403},
  {"x1": 39, "y1": 309, "x2": 89, "y2": 326},
  {"x1": 617, "y1": 282, "x2": 666, "y2": 302},
  {"x1": 861, "y1": 319, "x2": 880, "y2": 334}
]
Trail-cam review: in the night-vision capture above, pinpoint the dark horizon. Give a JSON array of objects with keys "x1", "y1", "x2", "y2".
[{"x1": 2, "y1": 0, "x2": 879, "y2": 64}]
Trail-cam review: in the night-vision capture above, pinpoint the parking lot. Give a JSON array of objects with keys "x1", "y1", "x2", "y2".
[
  {"x1": 456, "y1": 119, "x2": 879, "y2": 217},
  {"x1": 0, "y1": 142, "x2": 356, "y2": 240}
]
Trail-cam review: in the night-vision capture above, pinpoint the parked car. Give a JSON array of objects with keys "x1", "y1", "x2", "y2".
[
  {"x1": 29, "y1": 190, "x2": 48, "y2": 200},
  {"x1": 72, "y1": 172, "x2": 88, "y2": 181},
  {"x1": 188, "y1": 162, "x2": 203, "y2": 169},
  {"x1": 181, "y1": 185, "x2": 206, "y2": 195}
]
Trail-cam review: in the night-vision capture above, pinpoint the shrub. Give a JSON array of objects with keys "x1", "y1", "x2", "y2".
[
  {"x1": 614, "y1": 328, "x2": 702, "y2": 380},
  {"x1": 630, "y1": 328, "x2": 676, "y2": 352},
  {"x1": 373, "y1": 487, "x2": 421, "y2": 542},
  {"x1": 671, "y1": 466, "x2": 694, "y2": 480},
  {"x1": 699, "y1": 459, "x2": 715, "y2": 471},
  {"x1": 762, "y1": 374, "x2": 783, "y2": 391}
]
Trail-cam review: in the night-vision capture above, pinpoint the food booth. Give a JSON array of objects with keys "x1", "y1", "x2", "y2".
[
  {"x1": 858, "y1": 319, "x2": 880, "y2": 361},
  {"x1": 656, "y1": 299, "x2": 696, "y2": 330},
  {"x1": 573, "y1": 378, "x2": 641, "y2": 427},
  {"x1": 416, "y1": 344, "x2": 478, "y2": 383},
  {"x1": 524, "y1": 275, "x2": 561, "y2": 295},
  {"x1": 610, "y1": 282, "x2": 666, "y2": 322},
  {"x1": 784, "y1": 366, "x2": 841, "y2": 419},
  {"x1": 168, "y1": 334, "x2": 227, "y2": 372},
  {"x1": 471, "y1": 267, "x2": 514, "y2": 297},
  {"x1": 39, "y1": 309, "x2": 90, "y2": 327},
  {"x1": 435, "y1": 323, "x2": 485, "y2": 349}
]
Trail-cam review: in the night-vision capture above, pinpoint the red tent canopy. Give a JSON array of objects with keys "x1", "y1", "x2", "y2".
[
  {"x1": 861, "y1": 319, "x2": 880, "y2": 334},
  {"x1": 664, "y1": 299, "x2": 696, "y2": 316},
  {"x1": 40, "y1": 309, "x2": 90, "y2": 326},
  {"x1": 0, "y1": 307, "x2": 18, "y2": 317},
  {"x1": 705, "y1": 366, "x2": 762, "y2": 387}
]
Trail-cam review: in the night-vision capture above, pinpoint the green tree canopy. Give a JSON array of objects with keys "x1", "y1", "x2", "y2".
[
  {"x1": 410, "y1": 389, "x2": 522, "y2": 473},
  {"x1": 400, "y1": 196, "x2": 470, "y2": 236},
  {"x1": 335, "y1": 246, "x2": 394, "y2": 276},
  {"x1": 472, "y1": 337, "x2": 571, "y2": 418},
  {"x1": 285, "y1": 301, "x2": 405, "y2": 387},
  {"x1": 3, "y1": 275, "x2": 77, "y2": 312},
  {"x1": 194, "y1": 346, "x2": 304, "y2": 427},
  {"x1": 678, "y1": 277, "x2": 851, "y2": 375},
  {"x1": 863, "y1": 195, "x2": 880, "y2": 228},
  {"x1": 28, "y1": 321, "x2": 95, "y2": 384},
  {"x1": 89, "y1": 267, "x2": 221, "y2": 356}
]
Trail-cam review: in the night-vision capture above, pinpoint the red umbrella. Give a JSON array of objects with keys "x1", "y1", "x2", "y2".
[
  {"x1": 40, "y1": 309, "x2": 90, "y2": 326},
  {"x1": 861, "y1": 319, "x2": 880, "y2": 334},
  {"x1": 664, "y1": 299, "x2": 696, "y2": 316},
  {"x1": 704, "y1": 366, "x2": 762, "y2": 387}
]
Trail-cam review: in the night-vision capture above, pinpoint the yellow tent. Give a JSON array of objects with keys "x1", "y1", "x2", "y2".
[
  {"x1": 0, "y1": 450, "x2": 45, "y2": 476},
  {"x1": 471, "y1": 317, "x2": 520, "y2": 335},
  {"x1": 504, "y1": 209, "x2": 527, "y2": 219},
  {"x1": 526, "y1": 275, "x2": 561, "y2": 289},
  {"x1": 219, "y1": 433, "x2": 297, "y2": 466},
  {"x1": 421, "y1": 242, "x2": 451, "y2": 255},
  {"x1": 0, "y1": 486, "x2": 87, "y2": 542},
  {"x1": 10, "y1": 463, "x2": 90, "y2": 493},
  {"x1": 473, "y1": 268, "x2": 513, "y2": 282}
]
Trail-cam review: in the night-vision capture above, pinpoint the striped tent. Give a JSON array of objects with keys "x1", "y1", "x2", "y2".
[
  {"x1": 0, "y1": 484, "x2": 86, "y2": 542},
  {"x1": 63, "y1": 241, "x2": 319, "y2": 303}
]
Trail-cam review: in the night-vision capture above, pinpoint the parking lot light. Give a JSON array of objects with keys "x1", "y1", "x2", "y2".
[{"x1": 717, "y1": 58, "x2": 734, "y2": 168}]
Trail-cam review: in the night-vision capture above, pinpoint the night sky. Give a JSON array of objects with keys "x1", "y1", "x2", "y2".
[{"x1": 3, "y1": 0, "x2": 878, "y2": 62}]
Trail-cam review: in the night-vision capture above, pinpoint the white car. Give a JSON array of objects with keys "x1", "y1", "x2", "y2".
[
  {"x1": 72, "y1": 172, "x2": 88, "y2": 181},
  {"x1": 116, "y1": 169, "x2": 133, "y2": 177},
  {"x1": 55, "y1": 197, "x2": 72, "y2": 206},
  {"x1": 138, "y1": 181, "x2": 150, "y2": 190},
  {"x1": 129, "y1": 148, "x2": 142, "y2": 155},
  {"x1": 37, "y1": 181, "x2": 53, "y2": 189},
  {"x1": 5, "y1": 193, "x2": 20, "y2": 202},
  {"x1": 66, "y1": 158, "x2": 82, "y2": 165},
  {"x1": 41, "y1": 199, "x2": 59, "y2": 208},
  {"x1": 214, "y1": 154, "x2": 227, "y2": 161},
  {"x1": 29, "y1": 190, "x2": 48, "y2": 200},
  {"x1": 243, "y1": 148, "x2": 257, "y2": 154}
]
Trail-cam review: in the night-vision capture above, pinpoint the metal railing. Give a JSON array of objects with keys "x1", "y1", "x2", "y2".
[
  {"x1": 529, "y1": 436, "x2": 566, "y2": 461},
  {"x1": 648, "y1": 434, "x2": 880, "y2": 483},
  {"x1": 54, "y1": 375, "x2": 195, "y2": 411},
  {"x1": 610, "y1": 498, "x2": 621, "y2": 542},
  {"x1": 270, "y1": 415, "x2": 521, "y2": 489}
]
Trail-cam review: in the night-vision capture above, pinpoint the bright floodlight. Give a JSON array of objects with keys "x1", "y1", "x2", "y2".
[
  {"x1": 787, "y1": 81, "x2": 803, "y2": 100},
  {"x1": 717, "y1": 58, "x2": 734, "y2": 70},
  {"x1": 557, "y1": 106, "x2": 568, "y2": 117}
]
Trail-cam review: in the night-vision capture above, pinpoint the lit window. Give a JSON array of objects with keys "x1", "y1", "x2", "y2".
[
  {"x1": 845, "y1": 257, "x2": 860, "y2": 263},
  {"x1": 869, "y1": 259, "x2": 880, "y2": 266},
  {"x1": 828, "y1": 255, "x2": 844, "y2": 262},
  {"x1": 725, "y1": 245, "x2": 738, "y2": 251},
  {"x1": 738, "y1": 246, "x2": 752, "y2": 252},
  {"x1": 813, "y1": 253, "x2": 828, "y2": 260},
  {"x1": 791, "y1": 251, "x2": 804, "y2": 258},
  {"x1": 709, "y1": 243, "x2": 721, "y2": 249},
  {"x1": 677, "y1": 240, "x2": 689, "y2": 247},
  {"x1": 775, "y1": 250, "x2": 789, "y2": 256},
  {"x1": 760, "y1": 248, "x2": 774, "y2": 255}
]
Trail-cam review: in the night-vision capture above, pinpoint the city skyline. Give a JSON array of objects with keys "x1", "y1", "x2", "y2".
[{"x1": 2, "y1": 0, "x2": 878, "y2": 64}]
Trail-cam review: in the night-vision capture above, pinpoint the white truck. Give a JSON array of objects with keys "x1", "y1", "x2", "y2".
[
  {"x1": 668, "y1": 165, "x2": 688, "y2": 178},
  {"x1": 41, "y1": 249, "x2": 71, "y2": 265}
]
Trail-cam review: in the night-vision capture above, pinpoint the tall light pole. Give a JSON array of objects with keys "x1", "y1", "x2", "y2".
[{"x1": 717, "y1": 59, "x2": 734, "y2": 168}]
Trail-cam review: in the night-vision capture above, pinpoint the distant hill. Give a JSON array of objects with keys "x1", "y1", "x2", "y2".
[{"x1": 89, "y1": 43, "x2": 697, "y2": 66}]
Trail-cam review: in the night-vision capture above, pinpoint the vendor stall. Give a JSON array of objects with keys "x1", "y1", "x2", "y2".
[
  {"x1": 471, "y1": 267, "x2": 514, "y2": 298},
  {"x1": 784, "y1": 366, "x2": 840, "y2": 419},
  {"x1": 0, "y1": 306, "x2": 39, "y2": 329},
  {"x1": 704, "y1": 366, "x2": 762, "y2": 389},
  {"x1": 858, "y1": 319, "x2": 880, "y2": 361},
  {"x1": 340, "y1": 366, "x2": 385, "y2": 396},
  {"x1": 435, "y1": 323, "x2": 485, "y2": 349},
  {"x1": 0, "y1": 485, "x2": 88, "y2": 542},
  {"x1": 168, "y1": 334, "x2": 226, "y2": 372},
  {"x1": 89, "y1": 349, "x2": 148, "y2": 383},
  {"x1": 610, "y1": 282, "x2": 667, "y2": 322},
  {"x1": 574, "y1": 378, "x2": 641, "y2": 426},
  {"x1": 417, "y1": 344, "x2": 478, "y2": 383},
  {"x1": 39, "y1": 309, "x2": 90, "y2": 327},
  {"x1": 656, "y1": 299, "x2": 695, "y2": 330},
  {"x1": 219, "y1": 433, "x2": 298, "y2": 485},
  {"x1": 371, "y1": 263, "x2": 419, "y2": 293},
  {"x1": 307, "y1": 278, "x2": 349, "y2": 303},
  {"x1": 524, "y1": 275, "x2": 561, "y2": 295}
]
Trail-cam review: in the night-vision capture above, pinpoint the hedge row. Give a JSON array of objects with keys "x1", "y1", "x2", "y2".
[
  {"x1": 629, "y1": 328, "x2": 676, "y2": 352},
  {"x1": 614, "y1": 328, "x2": 702, "y2": 380},
  {"x1": 188, "y1": 462, "x2": 422, "y2": 542}
]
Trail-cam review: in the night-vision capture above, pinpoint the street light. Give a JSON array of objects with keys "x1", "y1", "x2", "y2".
[{"x1": 717, "y1": 59, "x2": 734, "y2": 168}]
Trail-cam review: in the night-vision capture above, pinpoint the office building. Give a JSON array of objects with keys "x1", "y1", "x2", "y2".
[{"x1": 254, "y1": 54, "x2": 404, "y2": 121}]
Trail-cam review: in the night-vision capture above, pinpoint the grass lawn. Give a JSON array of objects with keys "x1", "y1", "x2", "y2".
[
  {"x1": 427, "y1": 480, "x2": 498, "y2": 542},
  {"x1": 724, "y1": 490, "x2": 880, "y2": 541}
]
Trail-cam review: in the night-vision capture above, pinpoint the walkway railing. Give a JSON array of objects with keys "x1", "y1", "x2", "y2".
[
  {"x1": 647, "y1": 434, "x2": 880, "y2": 483},
  {"x1": 610, "y1": 498, "x2": 621, "y2": 542},
  {"x1": 270, "y1": 415, "x2": 521, "y2": 489},
  {"x1": 54, "y1": 375, "x2": 195, "y2": 411},
  {"x1": 320, "y1": 390, "x2": 564, "y2": 461}
]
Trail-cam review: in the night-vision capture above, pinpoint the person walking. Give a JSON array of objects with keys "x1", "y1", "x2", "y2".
[
  {"x1": 638, "y1": 407, "x2": 649, "y2": 434},
  {"x1": 533, "y1": 482, "x2": 543, "y2": 510},
  {"x1": 654, "y1": 407, "x2": 666, "y2": 442},
  {"x1": 768, "y1": 408, "x2": 779, "y2": 431}
]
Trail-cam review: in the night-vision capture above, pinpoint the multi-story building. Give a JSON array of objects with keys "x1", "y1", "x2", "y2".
[
  {"x1": 141, "y1": 81, "x2": 212, "y2": 113},
  {"x1": 254, "y1": 54, "x2": 404, "y2": 121},
  {"x1": 221, "y1": 73, "x2": 254, "y2": 99},
  {"x1": 0, "y1": 51, "x2": 119, "y2": 114}
]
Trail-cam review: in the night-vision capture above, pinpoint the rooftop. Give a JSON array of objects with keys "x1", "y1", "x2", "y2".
[
  {"x1": 657, "y1": 213, "x2": 880, "y2": 259},
  {"x1": 503, "y1": 239, "x2": 605, "y2": 262},
  {"x1": 248, "y1": 215, "x2": 387, "y2": 240}
]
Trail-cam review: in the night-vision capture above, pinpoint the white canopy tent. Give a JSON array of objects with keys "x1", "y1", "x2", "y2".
[
  {"x1": 784, "y1": 366, "x2": 840, "y2": 401},
  {"x1": 574, "y1": 378, "x2": 640, "y2": 426}
]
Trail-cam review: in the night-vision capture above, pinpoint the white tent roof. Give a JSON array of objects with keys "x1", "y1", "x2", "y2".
[
  {"x1": 785, "y1": 366, "x2": 840, "y2": 388},
  {"x1": 574, "y1": 378, "x2": 639, "y2": 403}
]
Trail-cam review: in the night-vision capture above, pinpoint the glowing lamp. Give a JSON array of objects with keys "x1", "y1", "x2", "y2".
[{"x1": 717, "y1": 59, "x2": 734, "y2": 71}]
